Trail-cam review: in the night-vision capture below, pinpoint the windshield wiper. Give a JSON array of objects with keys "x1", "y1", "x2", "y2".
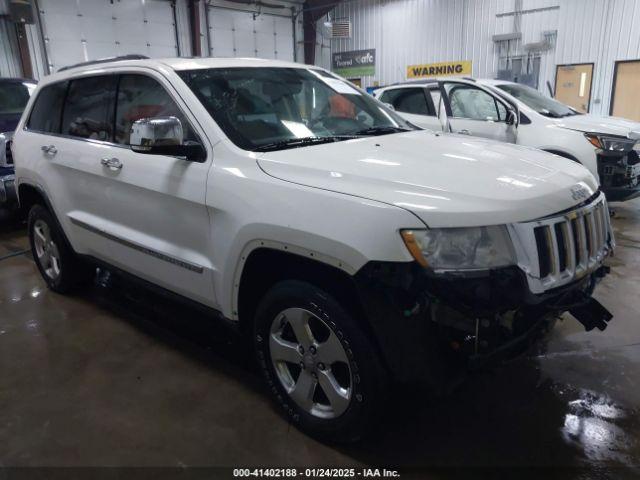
[
  {"x1": 353, "y1": 126, "x2": 413, "y2": 136},
  {"x1": 254, "y1": 136, "x2": 355, "y2": 152}
]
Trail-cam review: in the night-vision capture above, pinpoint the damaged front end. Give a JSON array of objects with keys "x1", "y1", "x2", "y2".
[
  {"x1": 587, "y1": 133, "x2": 640, "y2": 202},
  {"x1": 352, "y1": 192, "x2": 615, "y2": 384}
]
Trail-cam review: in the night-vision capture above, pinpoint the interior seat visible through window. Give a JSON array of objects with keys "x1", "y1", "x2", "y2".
[{"x1": 61, "y1": 75, "x2": 117, "y2": 141}]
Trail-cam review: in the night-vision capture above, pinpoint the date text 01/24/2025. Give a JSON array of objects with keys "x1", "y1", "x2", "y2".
[{"x1": 233, "y1": 468, "x2": 401, "y2": 478}]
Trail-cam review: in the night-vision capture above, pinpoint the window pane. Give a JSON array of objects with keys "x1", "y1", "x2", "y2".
[
  {"x1": 178, "y1": 67, "x2": 414, "y2": 151},
  {"x1": 62, "y1": 76, "x2": 116, "y2": 141},
  {"x1": 27, "y1": 82, "x2": 68, "y2": 133},
  {"x1": 395, "y1": 89, "x2": 431, "y2": 115},
  {"x1": 115, "y1": 74, "x2": 194, "y2": 145},
  {"x1": 447, "y1": 85, "x2": 500, "y2": 121},
  {"x1": 381, "y1": 88, "x2": 434, "y2": 116},
  {"x1": 0, "y1": 81, "x2": 32, "y2": 115}
]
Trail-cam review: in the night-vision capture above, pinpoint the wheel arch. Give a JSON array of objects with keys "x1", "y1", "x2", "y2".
[
  {"x1": 235, "y1": 247, "x2": 378, "y2": 346},
  {"x1": 541, "y1": 149, "x2": 581, "y2": 163},
  {"x1": 18, "y1": 182, "x2": 50, "y2": 214},
  {"x1": 18, "y1": 182, "x2": 75, "y2": 252}
]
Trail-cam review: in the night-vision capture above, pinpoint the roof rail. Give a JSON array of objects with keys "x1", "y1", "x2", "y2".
[
  {"x1": 461, "y1": 77, "x2": 476, "y2": 82},
  {"x1": 57, "y1": 54, "x2": 150, "y2": 72}
]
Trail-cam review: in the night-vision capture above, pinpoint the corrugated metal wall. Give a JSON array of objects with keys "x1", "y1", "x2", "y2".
[
  {"x1": 23, "y1": 0, "x2": 195, "y2": 79},
  {"x1": 0, "y1": 16, "x2": 22, "y2": 77},
  {"x1": 0, "y1": 0, "x2": 23, "y2": 77},
  {"x1": 17, "y1": 0, "x2": 302, "y2": 80},
  {"x1": 321, "y1": 0, "x2": 640, "y2": 116}
]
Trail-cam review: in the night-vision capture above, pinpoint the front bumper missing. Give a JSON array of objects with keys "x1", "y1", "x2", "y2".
[
  {"x1": 598, "y1": 150, "x2": 640, "y2": 202},
  {"x1": 353, "y1": 261, "x2": 613, "y2": 384},
  {"x1": 469, "y1": 294, "x2": 613, "y2": 369}
]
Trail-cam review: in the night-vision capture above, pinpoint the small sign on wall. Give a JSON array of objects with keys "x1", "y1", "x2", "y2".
[
  {"x1": 407, "y1": 60, "x2": 472, "y2": 79},
  {"x1": 332, "y1": 49, "x2": 376, "y2": 77}
]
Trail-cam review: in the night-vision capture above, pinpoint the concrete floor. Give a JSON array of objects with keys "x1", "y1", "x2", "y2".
[{"x1": 1, "y1": 201, "x2": 639, "y2": 478}]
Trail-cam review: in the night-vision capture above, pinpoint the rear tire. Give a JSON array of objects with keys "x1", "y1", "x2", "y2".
[
  {"x1": 28, "y1": 204, "x2": 94, "y2": 293},
  {"x1": 254, "y1": 280, "x2": 388, "y2": 443}
]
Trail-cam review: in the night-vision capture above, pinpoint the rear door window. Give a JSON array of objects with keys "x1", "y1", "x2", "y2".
[
  {"x1": 61, "y1": 75, "x2": 117, "y2": 141},
  {"x1": 0, "y1": 81, "x2": 32, "y2": 115},
  {"x1": 380, "y1": 88, "x2": 434, "y2": 116},
  {"x1": 27, "y1": 82, "x2": 68, "y2": 133}
]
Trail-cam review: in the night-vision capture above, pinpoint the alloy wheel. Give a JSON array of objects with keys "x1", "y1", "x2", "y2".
[
  {"x1": 33, "y1": 219, "x2": 61, "y2": 280},
  {"x1": 269, "y1": 307, "x2": 352, "y2": 419}
]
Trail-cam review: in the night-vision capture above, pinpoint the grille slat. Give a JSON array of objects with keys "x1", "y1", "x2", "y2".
[
  {"x1": 534, "y1": 226, "x2": 552, "y2": 278},
  {"x1": 583, "y1": 214, "x2": 592, "y2": 260},
  {"x1": 570, "y1": 218, "x2": 581, "y2": 268},
  {"x1": 554, "y1": 222, "x2": 569, "y2": 272}
]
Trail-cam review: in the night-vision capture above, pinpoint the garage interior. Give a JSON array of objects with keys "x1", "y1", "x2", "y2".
[{"x1": 2, "y1": 0, "x2": 640, "y2": 477}]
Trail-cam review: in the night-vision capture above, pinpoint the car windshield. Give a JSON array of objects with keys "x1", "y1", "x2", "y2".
[
  {"x1": 495, "y1": 83, "x2": 579, "y2": 118},
  {"x1": 0, "y1": 81, "x2": 35, "y2": 115},
  {"x1": 178, "y1": 67, "x2": 416, "y2": 151}
]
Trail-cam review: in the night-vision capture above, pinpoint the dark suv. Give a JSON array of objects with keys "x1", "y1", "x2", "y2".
[{"x1": 0, "y1": 78, "x2": 36, "y2": 209}]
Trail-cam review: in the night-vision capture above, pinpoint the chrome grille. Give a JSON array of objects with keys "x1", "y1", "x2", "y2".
[{"x1": 509, "y1": 193, "x2": 614, "y2": 294}]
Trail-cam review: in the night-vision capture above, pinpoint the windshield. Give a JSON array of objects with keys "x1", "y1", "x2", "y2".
[
  {"x1": 495, "y1": 83, "x2": 578, "y2": 118},
  {"x1": 178, "y1": 67, "x2": 415, "y2": 151},
  {"x1": 0, "y1": 81, "x2": 35, "y2": 115}
]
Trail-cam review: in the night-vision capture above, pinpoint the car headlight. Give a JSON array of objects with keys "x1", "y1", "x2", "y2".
[
  {"x1": 400, "y1": 226, "x2": 516, "y2": 271},
  {"x1": 585, "y1": 133, "x2": 636, "y2": 153}
]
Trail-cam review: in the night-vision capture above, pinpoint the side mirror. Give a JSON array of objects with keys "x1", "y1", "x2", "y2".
[
  {"x1": 130, "y1": 116, "x2": 205, "y2": 162},
  {"x1": 383, "y1": 102, "x2": 396, "y2": 111},
  {"x1": 506, "y1": 109, "x2": 518, "y2": 126}
]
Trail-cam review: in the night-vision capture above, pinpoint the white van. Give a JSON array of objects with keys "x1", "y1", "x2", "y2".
[{"x1": 374, "y1": 78, "x2": 640, "y2": 202}]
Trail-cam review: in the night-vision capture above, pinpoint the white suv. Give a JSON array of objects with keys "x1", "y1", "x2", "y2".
[
  {"x1": 374, "y1": 78, "x2": 640, "y2": 202},
  {"x1": 13, "y1": 57, "x2": 614, "y2": 441}
]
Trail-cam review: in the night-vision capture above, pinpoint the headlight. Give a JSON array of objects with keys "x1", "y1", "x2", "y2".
[
  {"x1": 400, "y1": 226, "x2": 516, "y2": 271},
  {"x1": 585, "y1": 133, "x2": 636, "y2": 153}
]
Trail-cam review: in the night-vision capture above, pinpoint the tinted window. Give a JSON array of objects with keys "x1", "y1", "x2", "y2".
[
  {"x1": 62, "y1": 76, "x2": 117, "y2": 141},
  {"x1": 27, "y1": 82, "x2": 67, "y2": 133},
  {"x1": 0, "y1": 81, "x2": 34, "y2": 115},
  {"x1": 446, "y1": 84, "x2": 503, "y2": 121},
  {"x1": 380, "y1": 88, "x2": 434, "y2": 116},
  {"x1": 115, "y1": 74, "x2": 195, "y2": 145}
]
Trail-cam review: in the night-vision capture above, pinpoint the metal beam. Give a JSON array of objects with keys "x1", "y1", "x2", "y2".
[
  {"x1": 14, "y1": 22, "x2": 33, "y2": 78},
  {"x1": 189, "y1": 0, "x2": 202, "y2": 57}
]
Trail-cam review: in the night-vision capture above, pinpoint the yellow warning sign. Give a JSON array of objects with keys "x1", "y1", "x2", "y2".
[{"x1": 407, "y1": 61, "x2": 472, "y2": 79}]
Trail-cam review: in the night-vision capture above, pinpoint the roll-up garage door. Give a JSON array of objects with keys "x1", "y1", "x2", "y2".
[
  {"x1": 37, "y1": 0, "x2": 178, "y2": 72},
  {"x1": 207, "y1": 5, "x2": 294, "y2": 61},
  {"x1": 0, "y1": 16, "x2": 22, "y2": 77}
]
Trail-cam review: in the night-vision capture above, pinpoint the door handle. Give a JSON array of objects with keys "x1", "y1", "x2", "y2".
[
  {"x1": 458, "y1": 129, "x2": 472, "y2": 135},
  {"x1": 100, "y1": 157, "x2": 123, "y2": 171},
  {"x1": 41, "y1": 145, "x2": 57, "y2": 155}
]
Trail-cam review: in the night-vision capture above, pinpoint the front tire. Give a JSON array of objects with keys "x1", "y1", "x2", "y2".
[
  {"x1": 254, "y1": 280, "x2": 388, "y2": 442},
  {"x1": 28, "y1": 204, "x2": 93, "y2": 293}
]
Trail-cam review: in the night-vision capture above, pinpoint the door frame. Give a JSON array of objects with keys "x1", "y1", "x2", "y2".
[
  {"x1": 609, "y1": 58, "x2": 640, "y2": 116},
  {"x1": 438, "y1": 80, "x2": 515, "y2": 123},
  {"x1": 554, "y1": 62, "x2": 594, "y2": 113}
]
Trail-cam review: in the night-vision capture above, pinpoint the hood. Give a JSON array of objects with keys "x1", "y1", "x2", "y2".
[
  {"x1": 555, "y1": 114, "x2": 640, "y2": 139},
  {"x1": 257, "y1": 131, "x2": 599, "y2": 228}
]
